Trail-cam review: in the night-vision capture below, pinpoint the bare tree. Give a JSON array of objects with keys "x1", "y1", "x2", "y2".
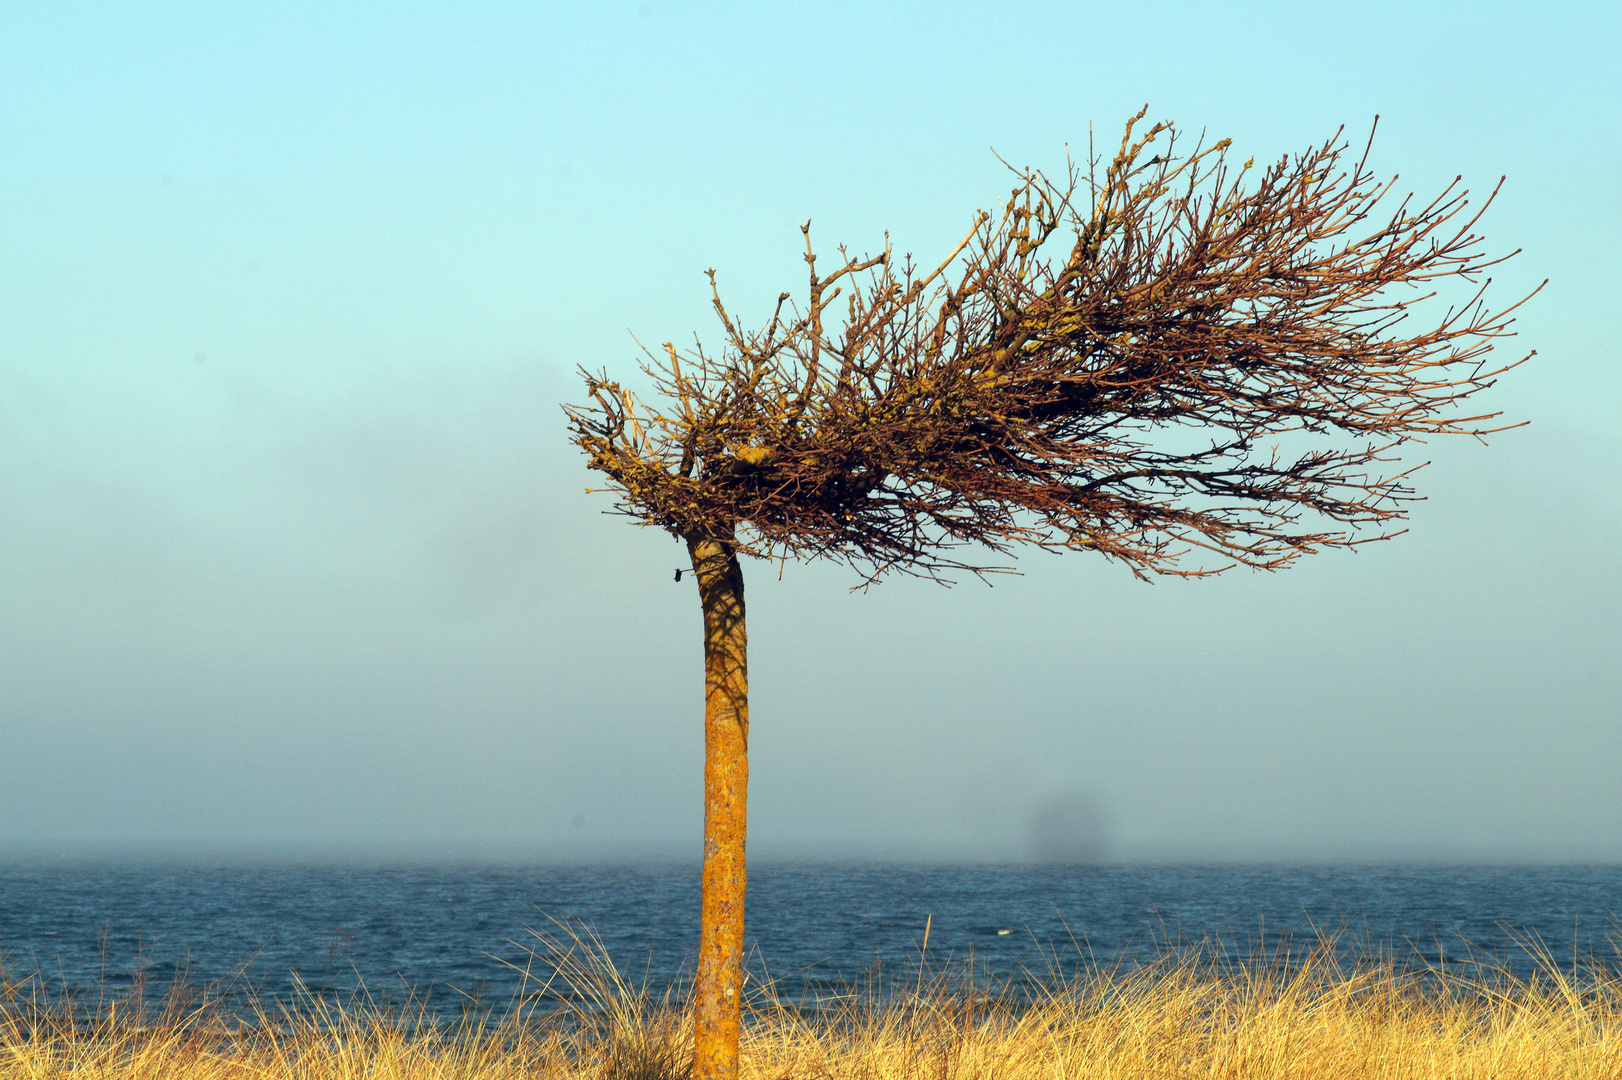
[{"x1": 565, "y1": 109, "x2": 1539, "y2": 1080}]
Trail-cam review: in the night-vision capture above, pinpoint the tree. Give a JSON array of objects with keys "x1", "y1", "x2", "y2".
[{"x1": 564, "y1": 110, "x2": 1539, "y2": 1080}]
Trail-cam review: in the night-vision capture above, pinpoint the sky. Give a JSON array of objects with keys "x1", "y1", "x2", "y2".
[{"x1": 1, "y1": 1, "x2": 1618, "y2": 864}]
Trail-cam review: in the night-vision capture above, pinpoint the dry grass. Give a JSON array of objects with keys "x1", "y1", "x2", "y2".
[
  {"x1": 3, "y1": 927, "x2": 1619, "y2": 1079},
  {"x1": 745, "y1": 938, "x2": 1622, "y2": 1080}
]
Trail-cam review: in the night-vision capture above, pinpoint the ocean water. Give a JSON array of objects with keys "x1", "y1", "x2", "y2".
[{"x1": 2, "y1": 863, "x2": 1619, "y2": 1018}]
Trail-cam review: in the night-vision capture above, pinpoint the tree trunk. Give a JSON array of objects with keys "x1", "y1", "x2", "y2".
[{"x1": 687, "y1": 536, "x2": 748, "y2": 1080}]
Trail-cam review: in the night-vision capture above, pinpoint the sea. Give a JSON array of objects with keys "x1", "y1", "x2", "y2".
[{"x1": 2, "y1": 863, "x2": 1619, "y2": 1020}]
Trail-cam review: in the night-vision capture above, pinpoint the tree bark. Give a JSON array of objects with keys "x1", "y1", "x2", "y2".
[{"x1": 687, "y1": 536, "x2": 748, "y2": 1080}]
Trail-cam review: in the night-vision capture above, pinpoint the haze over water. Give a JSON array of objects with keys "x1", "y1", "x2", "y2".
[{"x1": 3, "y1": 2, "x2": 1618, "y2": 869}]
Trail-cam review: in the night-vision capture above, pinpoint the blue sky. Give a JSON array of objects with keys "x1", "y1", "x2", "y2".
[{"x1": 2, "y1": 1, "x2": 1617, "y2": 861}]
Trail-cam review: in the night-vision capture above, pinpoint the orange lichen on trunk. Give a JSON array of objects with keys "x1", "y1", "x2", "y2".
[{"x1": 687, "y1": 536, "x2": 748, "y2": 1080}]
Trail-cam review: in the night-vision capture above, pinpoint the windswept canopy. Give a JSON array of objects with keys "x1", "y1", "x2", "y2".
[{"x1": 568, "y1": 110, "x2": 1538, "y2": 583}]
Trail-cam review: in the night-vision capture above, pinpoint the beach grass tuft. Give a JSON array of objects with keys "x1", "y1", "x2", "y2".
[{"x1": 3, "y1": 924, "x2": 1620, "y2": 1078}]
